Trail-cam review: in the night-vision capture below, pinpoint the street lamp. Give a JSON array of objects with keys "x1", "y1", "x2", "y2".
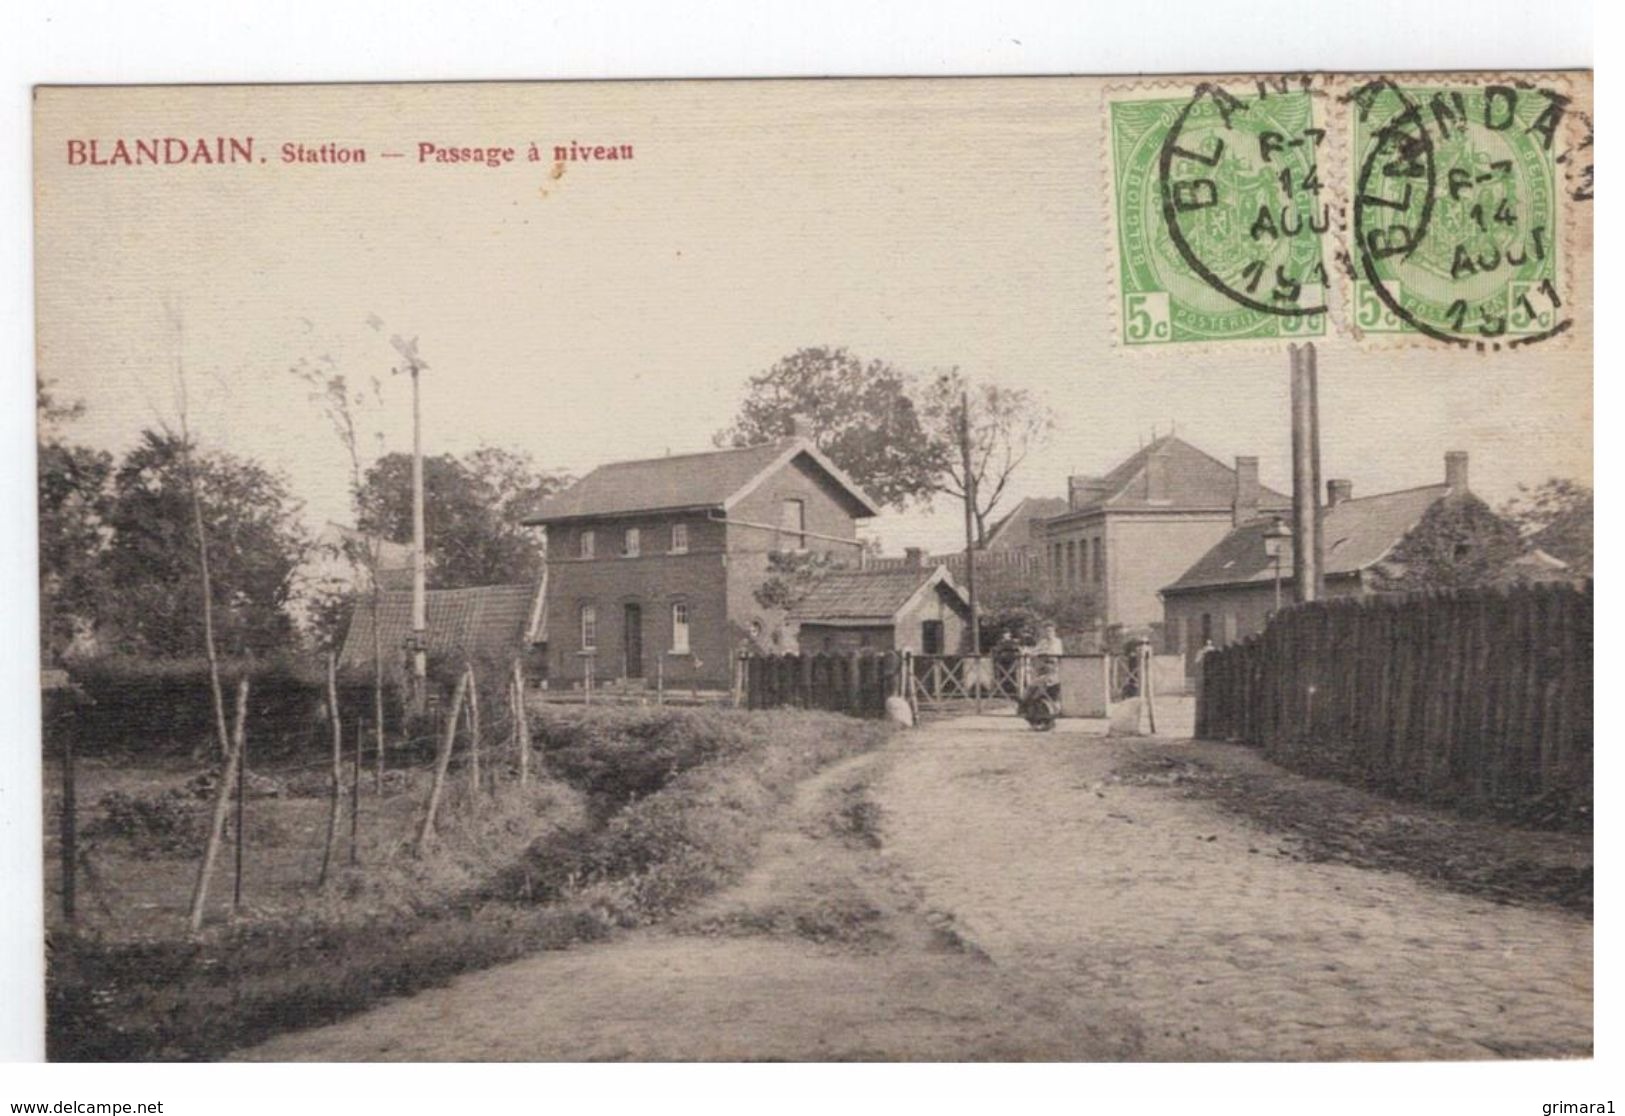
[{"x1": 1262, "y1": 517, "x2": 1291, "y2": 614}]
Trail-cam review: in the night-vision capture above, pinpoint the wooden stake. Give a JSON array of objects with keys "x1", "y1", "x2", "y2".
[
  {"x1": 465, "y1": 664, "x2": 482, "y2": 795},
  {"x1": 232, "y1": 697, "x2": 247, "y2": 912},
  {"x1": 416, "y1": 671, "x2": 469, "y2": 856},
  {"x1": 512, "y1": 658, "x2": 530, "y2": 788},
  {"x1": 59, "y1": 718, "x2": 76, "y2": 925},
  {"x1": 188, "y1": 677, "x2": 248, "y2": 932},
  {"x1": 318, "y1": 651, "x2": 344, "y2": 889},
  {"x1": 350, "y1": 716, "x2": 362, "y2": 865}
]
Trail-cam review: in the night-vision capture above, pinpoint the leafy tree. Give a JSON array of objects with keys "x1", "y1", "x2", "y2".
[
  {"x1": 975, "y1": 559, "x2": 1100, "y2": 646},
  {"x1": 1503, "y1": 478, "x2": 1592, "y2": 577},
  {"x1": 919, "y1": 369, "x2": 1055, "y2": 546},
  {"x1": 355, "y1": 447, "x2": 571, "y2": 589},
  {"x1": 37, "y1": 379, "x2": 114, "y2": 660},
  {"x1": 100, "y1": 430, "x2": 309, "y2": 657},
  {"x1": 1372, "y1": 495, "x2": 1528, "y2": 592},
  {"x1": 752, "y1": 549, "x2": 853, "y2": 613},
  {"x1": 715, "y1": 346, "x2": 942, "y2": 509}
]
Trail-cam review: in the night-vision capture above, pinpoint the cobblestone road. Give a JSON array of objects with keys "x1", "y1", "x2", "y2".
[{"x1": 877, "y1": 717, "x2": 1593, "y2": 1059}]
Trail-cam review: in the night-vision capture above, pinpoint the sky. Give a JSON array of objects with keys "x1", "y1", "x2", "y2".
[{"x1": 33, "y1": 78, "x2": 1592, "y2": 556}]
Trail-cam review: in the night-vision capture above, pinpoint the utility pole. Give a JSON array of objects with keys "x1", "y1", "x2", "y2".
[
  {"x1": 1288, "y1": 343, "x2": 1322, "y2": 603},
  {"x1": 1307, "y1": 342, "x2": 1326, "y2": 601},
  {"x1": 960, "y1": 391, "x2": 981, "y2": 656},
  {"x1": 392, "y1": 335, "x2": 430, "y2": 705}
]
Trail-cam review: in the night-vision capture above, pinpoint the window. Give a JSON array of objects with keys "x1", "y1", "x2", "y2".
[
  {"x1": 1067, "y1": 539, "x2": 1079, "y2": 584},
  {"x1": 671, "y1": 601, "x2": 690, "y2": 654},
  {"x1": 1200, "y1": 612, "x2": 1213, "y2": 645},
  {"x1": 579, "y1": 530, "x2": 596, "y2": 559},
  {"x1": 670, "y1": 522, "x2": 688, "y2": 553},
  {"x1": 1092, "y1": 536, "x2": 1104, "y2": 582},
  {"x1": 579, "y1": 604, "x2": 597, "y2": 650},
  {"x1": 623, "y1": 527, "x2": 640, "y2": 557},
  {"x1": 781, "y1": 498, "x2": 806, "y2": 548}
]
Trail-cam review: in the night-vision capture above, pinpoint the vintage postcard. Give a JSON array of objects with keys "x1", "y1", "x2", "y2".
[{"x1": 32, "y1": 74, "x2": 1592, "y2": 1063}]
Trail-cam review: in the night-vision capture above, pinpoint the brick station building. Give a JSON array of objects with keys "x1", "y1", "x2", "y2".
[{"x1": 523, "y1": 435, "x2": 880, "y2": 691}]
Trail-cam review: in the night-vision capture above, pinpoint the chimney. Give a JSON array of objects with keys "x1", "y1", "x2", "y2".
[
  {"x1": 1326, "y1": 478, "x2": 1353, "y2": 507},
  {"x1": 786, "y1": 413, "x2": 808, "y2": 439},
  {"x1": 1232, "y1": 455, "x2": 1260, "y2": 525},
  {"x1": 1146, "y1": 449, "x2": 1170, "y2": 502},
  {"x1": 1068, "y1": 475, "x2": 1108, "y2": 511},
  {"x1": 904, "y1": 546, "x2": 927, "y2": 568},
  {"x1": 1445, "y1": 451, "x2": 1469, "y2": 493}
]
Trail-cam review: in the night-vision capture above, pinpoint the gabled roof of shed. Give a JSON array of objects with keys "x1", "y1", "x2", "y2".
[
  {"x1": 338, "y1": 583, "x2": 537, "y2": 670},
  {"x1": 788, "y1": 566, "x2": 968, "y2": 624}
]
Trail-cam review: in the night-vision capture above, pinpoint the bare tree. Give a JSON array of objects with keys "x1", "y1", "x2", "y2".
[
  {"x1": 163, "y1": 305, "x2": 233, "y2": 760},
  {"x1": 921, "y1": 369, "x2": 1054, "y2": 546},
  {"x1": 293, "y1": 342, "x2": 391, "y2": 792}
]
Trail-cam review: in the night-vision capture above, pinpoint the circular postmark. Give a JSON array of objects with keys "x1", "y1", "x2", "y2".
[
  {"x1": 1156, "y1": 81, "x2": 1331, "y2": 320},
  {"x1": 1351, "y1": 78, "x2": 1569, "y2": 347}
]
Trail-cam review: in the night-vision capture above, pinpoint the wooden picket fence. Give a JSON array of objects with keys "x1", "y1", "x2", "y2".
[
  {"x1": 740, "y1": 651, "x2": 904, "y2": 718},
  {"x1": 1197, "y1": 582, "x2": 1592, "y2": 814}
]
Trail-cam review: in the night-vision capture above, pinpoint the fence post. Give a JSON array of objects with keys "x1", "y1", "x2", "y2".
[
  {"x1": 59, "y1": 710, "x2": 76, "y2": 925},
  {"x1": 318, "y1": 653, "x2": 344, "y2": 891},
  {"x1": 416, "y1": 671, "x2": 469, "y2": 857},
  {"x1": 512, "y1": 658, "x2": 531, "y2": 788},
  {"x1": 1142, "y1": 643, "x2": 1157, "y2": 735},
  {"x1": 188, "y1": 677, "x2": 249, "y2": 932},
  {"x1": 464, "y1": 663, "x2": 483, "y2": 796},
  {"x1": 349, "y1": 715, "x2": 362, "y2": 866}
]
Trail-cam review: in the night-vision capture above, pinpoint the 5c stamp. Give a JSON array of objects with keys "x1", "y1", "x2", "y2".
[
  {"x1": 1109, "y1": 82, "x2": 1331, "y2": 346},
  {"x1": 1105, "y1": 73, "x2": 1588, "y2": 350},
  {"x1": 1350, "y1": 79, "x2": 1571, "y2": 347}
]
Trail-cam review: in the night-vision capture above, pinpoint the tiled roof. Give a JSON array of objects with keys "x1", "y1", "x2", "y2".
[
  {"x1": 1058, "y1": 435, "x2": 1289, "y2": 515},
  {"x1": 984, "y1": 496, "x2": 1071, "y2": 548},
  {"x1": 523, "y1": 437, "x2": 878, "y2": 523},
  {"x1": 788, "y1": 567, "x2": 966, "y2": 623},
  {"x1": 1164, "y1": 484, "x2": 1453, "y2": 593},
  {"x1": 338, "y1": 583, "x2": 537, "y2": 670}
]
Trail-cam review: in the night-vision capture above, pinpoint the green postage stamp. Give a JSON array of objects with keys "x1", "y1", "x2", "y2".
[
  {"x1": 1108, "y1": 83, "x2": 1331, "y2": 346},
  {"x1": 1107, "y1": 74, "x2": 1585, "y2": 349},
  {"x1": 1350, "y1": 80, "x2": 1567, "y2": 344}
]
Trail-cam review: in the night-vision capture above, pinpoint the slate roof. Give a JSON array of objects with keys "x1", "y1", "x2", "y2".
[
  {"x1": 788, "y1": 566, "x2": 968, "y2": 623},
  {"x1": 338, "y1": 583, "x2": 537, "y2": 670},
  {"x1": 1053, "y1": 435, "x2": 1289, "y2": 517},
  {"x1": 1164, "y1": 484, "x2": 1453, "y2": 593},
  {"x1": 523, "y1": 437, "x2": 879, "y2": 524},
  {"x1": 984, "y1": 496, "x2": 1071, "y2": 549}
]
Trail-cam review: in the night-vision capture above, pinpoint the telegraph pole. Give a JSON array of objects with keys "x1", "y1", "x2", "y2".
[
  {"x1": 1288, "y1": 343, "x2": 1322, "y2": 603},
  {"x1": 960, "y1": 391, "x2": 981, "y2": 656},
  {"x1": 392, "y1": 335, "x2": 430, "y2": 703}
]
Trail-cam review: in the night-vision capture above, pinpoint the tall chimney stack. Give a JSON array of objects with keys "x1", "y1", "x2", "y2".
[
  {"x1": 1233, "y1": 456, "x2": 1260, "y2": 525},
  {"x1": 1327, "y1": 479, "x2": 1353, "y2": 507},
  {"x1": 1445, "y1": 451, "x2": 1469, "y2": 493}
]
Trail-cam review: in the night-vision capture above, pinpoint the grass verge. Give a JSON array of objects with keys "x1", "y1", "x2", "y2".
[{"x1": 47, "y1": 707, "x2": 891, "y2": 1060}]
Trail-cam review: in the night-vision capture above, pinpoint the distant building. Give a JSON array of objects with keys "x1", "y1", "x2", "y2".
[
  {"x1": 1035, "y1": 435, "x2": 1290, "y2": 637},
  {"x1": 1160, "y1": 451, "x2": 1541, "y2": 669},
  {"x1": 523, "y1": 435, "x2": 880, "y2": 690},
  {"x1": 981, "y1": 496, "x2": 1071, "y2": 559},
  {"x1": 788, "y1": 563, "x2": 971, "y2": 655}
]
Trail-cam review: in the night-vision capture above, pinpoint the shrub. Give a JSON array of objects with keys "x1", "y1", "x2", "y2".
[{"x1": 86, "y1": 789, "x2": 206, "y2": 857}]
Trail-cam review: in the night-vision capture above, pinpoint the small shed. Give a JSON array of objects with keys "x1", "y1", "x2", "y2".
[
  {"x1": 338, "y1": 583, "x2": 540, "y2": 676},
  {"x1": 788, "y1": 565, "x2": 971, "y2": 655}
]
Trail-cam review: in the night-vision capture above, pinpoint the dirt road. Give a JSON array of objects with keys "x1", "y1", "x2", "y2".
[{"x1": 242, "y1": 716, "x2": 1592, "y2": 1061}]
